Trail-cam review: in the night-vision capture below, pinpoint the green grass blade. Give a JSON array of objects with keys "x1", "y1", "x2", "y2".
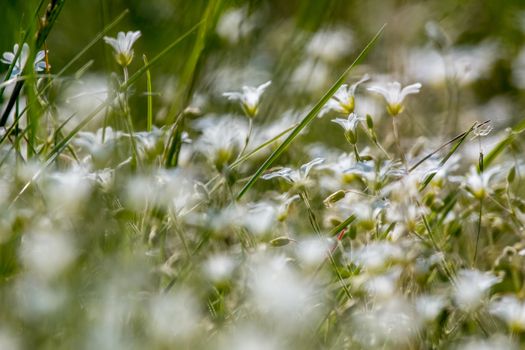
[
  {"x1": 143, "y1": 54, "x2": 153, "y2": 132},
  {"x1": 483, "y1": 118, "x2": 525, "y2": 168},
  {"x1": 236, "y1": 24, "x2": 386, "y2": 200},
  {"x1": 418, "y1": 121, "x2": 481, "y2": 192},
  {"x1": 328, "y1": 214, "x2": 357, "y2": 236},
  {"x1": 409, "y1": 120, "x2": 491, "y2": 173},
  {"x1": 230, "y1": 122, "x2": 299, "y2": 169}
]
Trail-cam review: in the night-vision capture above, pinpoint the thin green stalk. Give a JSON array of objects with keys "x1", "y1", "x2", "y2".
[
  {"x1": 236, "y1": 118, "x2": 253, "y2": 162},
  {"x1": 418, "y1": 121, "x2": 486, "y2": 192},
  {"x1": 352, "y1": 143, "x2": 361, "y2": 162},
  {"x1": 120, "y1": 66, "x2": 141, "y2": 169},
  {"x1": 474, "y1": 197, "x2": 483, "y2": 265},
  {"x1": 300, "y1": 191, "x2": 352, "y2": 300},
  {"x1": 409, "y1": 120, "x2": 491, "y2": 173},
  {"x1": 474, "y1": 150, "x2": 484, "y2": 265},
  {"x1": 419, "y1": 204, "x2": 456, "y2": 283},
  {"x1": 143, "y1": 55, "x2": 153, "y2": 132},
  {"x1": 231, "y1": 122, "x2": 298, "y2": 168},
  {"x1": 392, "y1": 117, "x2": 407, "y2": 170}
]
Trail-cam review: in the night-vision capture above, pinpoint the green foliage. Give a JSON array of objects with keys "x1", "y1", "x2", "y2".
[{"x1": 0, "y1": 1, "x2": 525, "y2": 349}]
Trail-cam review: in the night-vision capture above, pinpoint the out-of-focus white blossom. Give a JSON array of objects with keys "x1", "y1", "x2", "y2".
[
  {"x1": 203, "y1": 254, "x2": 236, "y2": 282},
  {"x1": 291, "y1": 59, "x2": 330, "y2": 93},
  {"x1": 296, "y1": 237, "x2": 332, "y2": 266},
  {"x1": 216, "y1": 7, "x2": 256, "y2": 44},
  {"x1": 148, "y1": 290, "x2": 201, "y2": 342},
  {"x1": 350, "y1": 241, "x2": 405, "y2": 272},
  {"x1": 0, "y1": 328, "x2": 21, "y2": 350},
  {"x1": 306, "y1": 27, "x2": 354, "y2": 63},
  {"x1": 20, "y1": 228, "x2": 77, "y2": 279},
  {"x1": 408, "y1": 43, "x2": 499, "y2": 86},
  {"x1": 490, "y1": 296, "x2": 525, "y2": 331},
  {"x1": 58, "y1": 75, "x2": 110, "y2": 132},
  {"x1": 457, "y1": 335, "x2": 517, "y2": 350},
  {"x1": 351, "y1": 297, "x2": 420, "y2": 348},
  {"x1": 247, "y1": 253, "x2": 323, "y2": 327},
  {"x1": 454, "y1": 269, "x2": 501, "y2": 311},
  {"x1": 363, "y1": 267, "x2": 402, "y2": 299},
  {"x1": 194, "y1": 116, "x2": 246, "y2": 170},
  {"x1": 415, "y1": 295, "x2": 446, "y2": 322},
  {"x1": 219, "y1": 326, "x2": 281, "y2": 350}
]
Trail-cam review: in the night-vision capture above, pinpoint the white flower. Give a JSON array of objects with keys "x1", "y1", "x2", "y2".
[
  {"x1": 458, "y1": 335, "x2": 518, "y2": 350},
  {"x1": 331, "y1": 112, "x2": 363, "y2": 144},
  {"x1": 103, "y1": 31, "x2": 141, "y2": 67},
  {"x1": 296, "y1": 237, "x2": 332, "y2": 266},
  {"x1": 321, "y1": 75, "x2": 369, "y2": 116},
  {"x1": 203, "y1": 254, "x2": 236, "y2": 282},
  {"x1": 351, "y1": 297, "x2": 419, "y2": 347},
  {"x1": 464, "y1": 166, "x2": 499, "y2": 199},
  {"x1": 223, "y1": 81, "x2": 271, "y2": 118},
  {"x1": 490, "y1": 296, "x2": 525, "y2": 331},
  {"x1": 1, "y1": 43, "x2": 46, "y2": 77},
  {"x1": 193, "y1": 116, "x2": 246, "y2": 170},
  {"x1": 261, "y1": 158, "x2": 324, "y2": 188},
  {"x1": 20, "y1": 229, "x2": 77, "y2": 279},
  {"x1": 454, "y1": 269, "x2": 501, "y2": 311},
  {"x1": 148, "y1": 290, "x2": 200, "y2": 341},
  {"x1": 367, "y1": 81, "x2": 421, "y2": 116},
  {"x1": 415, "y1": 295, "x2": 446, "y2": 322},
  {"x1": 350, "y1": 241, "x2": 405, "y2": 271}
]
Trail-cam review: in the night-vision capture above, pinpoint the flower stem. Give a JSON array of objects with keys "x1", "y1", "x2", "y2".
[
  {"x1": 392, "y1": 117, "x2": 407, "y2": 169},
  {"x1": 236, "y1": 118, "x2": 253, "y2": 161},
  {"x1": 352, "y1": 143, "x2": 361, "y2": 162},
  {"x1": 121, "y1": 66, "x2": 140, "y2": 170}
]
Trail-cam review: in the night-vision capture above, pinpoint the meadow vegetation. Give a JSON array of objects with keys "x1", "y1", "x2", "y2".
[{"x1": 1, "y1": 0, "x2": 525, "y2": 349}]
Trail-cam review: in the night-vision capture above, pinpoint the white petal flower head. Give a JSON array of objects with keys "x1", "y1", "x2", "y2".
[
  {"x1": 332, "y1": 112, "x2": 363, "y2": 133},
  {"x1": 223, "y1": 81, "x2": 271, "y2": 118},
  {"x1": 367, "y1": 81, "x2": 422, "y2": 116},
  {"x1": 321, "y1": 74, "x2": 369, "y2": 116},
  {"x1": 262, "y1": 158, "x2": 324, "y2": 187},
  {"x1": 454, "y1": 269, "x2": 501, "y2": 311},
  {"x1": 490, "y1": 296, "x2": 525, "y2": 331},
  {"x1": 103, "y1": 31, "x2": 141, "y2": 67},
  {"x1": 1, "y1": 43, "x2": 46, "y2": 77},
  {"x1": 464, "y1": 166, "x2": 499, "y2": 200}
]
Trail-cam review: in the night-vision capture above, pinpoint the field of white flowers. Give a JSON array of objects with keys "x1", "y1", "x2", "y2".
[{"x1": 1, "y1": 0, "x2": 525, "y2": 349}]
